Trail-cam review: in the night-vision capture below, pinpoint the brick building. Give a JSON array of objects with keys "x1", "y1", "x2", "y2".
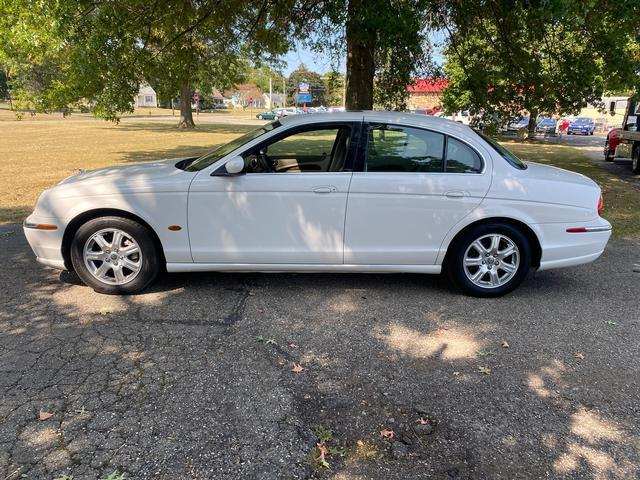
[{"x1": 406, "y1": 78, "x2": 449, "y2": 111}]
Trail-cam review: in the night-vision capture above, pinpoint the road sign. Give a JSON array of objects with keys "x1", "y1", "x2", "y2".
[
  {"x1": 298, "y1": 81, "x2": 309, "y2": 93},
  {"x1": 297, "y1": 93, "x2": 312, "y2": 104}
]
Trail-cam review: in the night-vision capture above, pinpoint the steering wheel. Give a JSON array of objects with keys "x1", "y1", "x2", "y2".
[{"x1": 257, "y1": 148, "x2": 275, "y2": 173}]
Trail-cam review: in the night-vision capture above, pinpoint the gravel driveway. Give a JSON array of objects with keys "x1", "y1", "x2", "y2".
[{"x1": 1, "y1": 224, "x2": 639, "y2": 479}]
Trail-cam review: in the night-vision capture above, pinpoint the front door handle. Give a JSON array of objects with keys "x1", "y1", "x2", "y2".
[
  {"x1": 445, "y1": 190, "x2": 465, "y2": 198},
  {"x1": 313, "y1": 186, "x2": 336, "y2": 194}
]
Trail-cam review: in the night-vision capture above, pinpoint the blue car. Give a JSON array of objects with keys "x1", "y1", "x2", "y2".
[{"x1": 567, "y1": 117, "x2": 595, "y2": 135}]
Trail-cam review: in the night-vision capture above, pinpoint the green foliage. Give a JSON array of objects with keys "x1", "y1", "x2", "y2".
[
  {"x1": 0, "y1": 0, "x2": 302, "y2": 122},
  {"x1": 440, "y1": 0, "x2": 640, "y2": 125},
  {"x1": 323, "y1": 70, "x2": 345, "y2": 106}
]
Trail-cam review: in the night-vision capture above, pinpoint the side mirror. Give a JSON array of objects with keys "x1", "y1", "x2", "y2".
[{"x1": 224, "y1": 156, "x2": 245, "y2": 175}]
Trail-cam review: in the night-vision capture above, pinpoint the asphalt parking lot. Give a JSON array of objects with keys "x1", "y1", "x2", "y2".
[{"x1": 1, "y1": 225, "x2": 639, "y2": 480}]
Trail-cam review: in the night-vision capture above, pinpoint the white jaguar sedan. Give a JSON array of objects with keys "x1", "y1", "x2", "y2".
[{"x1": 24, "y1": 112, "x2": 611, "y2": 297}]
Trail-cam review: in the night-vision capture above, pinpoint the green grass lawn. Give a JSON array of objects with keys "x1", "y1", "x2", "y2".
[{"x1": 1, "y1": 119, "x2": 638, "y2": 239}]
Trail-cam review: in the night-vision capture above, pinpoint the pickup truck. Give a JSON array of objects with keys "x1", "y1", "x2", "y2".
[{"x1": 612, "y1": 96, "x2": 640, "y2": 173}]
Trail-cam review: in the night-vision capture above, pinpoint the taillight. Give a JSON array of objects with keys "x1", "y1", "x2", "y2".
[{"x1": 597, "y1": 194, "x2": 603, "y2": 216}]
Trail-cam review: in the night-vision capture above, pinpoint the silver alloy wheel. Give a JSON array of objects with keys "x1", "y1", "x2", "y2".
[
  {"x1": 83, "y1": 228, "x2": 143, "y2": 286},
  {"x1": 463, "y1": 233, "x2": 520, "y2": 289}
]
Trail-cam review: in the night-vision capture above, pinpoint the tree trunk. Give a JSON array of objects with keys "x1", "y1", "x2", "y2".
[
  {"x1": 178, "y1": 83, "x2": 195, "y2": 128},
  {"x1": 527, "y1": 112, "x2": 537, "y2": 139},
  {"x1": 344, "y1": 0, "x2": 375, "y2": 111}
]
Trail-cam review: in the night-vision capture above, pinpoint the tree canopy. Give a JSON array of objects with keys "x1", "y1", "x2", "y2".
[
  {"x1": 0, "y1": 0, "x2": 306, "y2": 126},
  {"x1": 439, "y1": 0, "x2": 640, "y2": 133}
]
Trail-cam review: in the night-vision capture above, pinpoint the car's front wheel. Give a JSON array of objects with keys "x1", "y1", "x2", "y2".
[
  {"x1": 70, "y1": 216, "x2": 160, "y2": 294},
  {"x1": 447, "y1": 223, "x2": 531, "y2": 297}
]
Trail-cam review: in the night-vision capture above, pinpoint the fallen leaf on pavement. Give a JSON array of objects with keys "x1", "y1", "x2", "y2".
[
  {"x1": 478, "y1": 366, "x2": 492, "y2": 375},
  {"x1": 291, "y1": 363, "x2": 305, "y2": 373},
  {"x1": 574, "y1": 352, "x2": 585, "y2": 360},
  {"x1": 501, "y1": 341, "x2": 510, "y2": 348},
  {"x1": 415, "y1": 417, "x2": 429, "y2": 425},
  {"x1": 97, "y1": 307, "x2": 113, "y2": 316},
  {"x1": 433, "y1": 329, "x2": 446, "y2": 337},
  {"x1": 38, "y1": 410, "x2": 53, "y2": 421},
  {"x1": 380, "y1": 429, "x2": 395, "y2": 439},
  {"x1": 356, "y1": 439, "x2": 365, "y2": 447}
]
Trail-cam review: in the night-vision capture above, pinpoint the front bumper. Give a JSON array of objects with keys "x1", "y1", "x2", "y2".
[{"x1": 23, "y1": 214, "x2": 67, "y2": 270}]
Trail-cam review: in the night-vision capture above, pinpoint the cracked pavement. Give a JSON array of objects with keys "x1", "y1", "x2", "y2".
[{"x1": 1, "y1": 224, "x2": 639, "y2": 479}]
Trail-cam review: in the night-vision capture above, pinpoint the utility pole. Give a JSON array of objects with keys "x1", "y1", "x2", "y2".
[
  {"x1": 283, "y1": 78, "x2": 286, "y2": 108},
  {"x1": 269, "y1": 77, "x2": 273, "y2": 111}
]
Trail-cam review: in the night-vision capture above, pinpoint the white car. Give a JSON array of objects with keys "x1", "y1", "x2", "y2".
[{"x1": 24, "y1": 112, "x2": 611, "y2": 297}]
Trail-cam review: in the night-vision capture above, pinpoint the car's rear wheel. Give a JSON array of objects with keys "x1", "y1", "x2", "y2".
[
  {"x1": 70, "y1": 216, "x2": 160, "y2": 294},
  {"x1": 632, "y1": 145, "x2": 640, "y2": 174},
  {"x1": 447, "y1": 223, "x2": 531, "y2": 297}
]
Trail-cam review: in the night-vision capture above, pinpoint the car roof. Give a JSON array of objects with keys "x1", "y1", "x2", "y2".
[{"x1": 278, "y1": 110, "x2": 473, "y2": 136}]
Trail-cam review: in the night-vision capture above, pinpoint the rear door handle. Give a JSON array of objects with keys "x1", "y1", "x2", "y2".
[
  {"x1": 445, "y1": 190, "x2": 465, "y2": 198},
  {"x1": 313, "y1": 186, "x2": 336, "y2": 194}
]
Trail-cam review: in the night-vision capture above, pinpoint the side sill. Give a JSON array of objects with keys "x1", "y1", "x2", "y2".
[{"x1": 166, "y1": 263, "x2": 442, "y2": 274}]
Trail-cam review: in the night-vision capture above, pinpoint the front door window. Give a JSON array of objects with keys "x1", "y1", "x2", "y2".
[{"x1": 244, "y1": 126, "x2": 352, "y2": 173}]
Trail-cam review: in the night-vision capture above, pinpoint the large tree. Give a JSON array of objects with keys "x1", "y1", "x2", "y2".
[
  {"x1": 309, "y1": 0, "x2": 438, "y2": 110},
  {"x1": 0, "y1": 0, "x2": 305, "y2": 127},
  {"x1": 439, "y1": 0, "x2": 640, "y2": 136}
]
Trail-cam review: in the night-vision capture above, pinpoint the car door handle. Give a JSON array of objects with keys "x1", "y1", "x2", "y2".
[
  {"x1": 313, "y1": 186, "x2": 336, "y2": 194},
  {"x1": 445, "y1": 190, "x2": 465, "y2": 198}
]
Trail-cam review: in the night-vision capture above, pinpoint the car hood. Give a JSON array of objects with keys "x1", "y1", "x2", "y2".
[{"x1": 53, "y1": 157, "x2": 197, "y2": 197}]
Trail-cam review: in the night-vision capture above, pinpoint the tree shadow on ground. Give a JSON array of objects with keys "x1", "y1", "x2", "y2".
[{"x1": 1, "y1": 230, "x2": 639, "y2": 479}]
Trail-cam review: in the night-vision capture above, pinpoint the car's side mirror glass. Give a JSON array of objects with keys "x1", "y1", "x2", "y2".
[{"x1": 224, "y1": 156, "x2": 245, "y2": 175}]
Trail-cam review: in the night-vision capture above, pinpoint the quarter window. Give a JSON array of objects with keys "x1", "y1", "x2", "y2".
[
  {"x1": 445, "y1": 137, "x2": 483, "y2": 173},
  {"x1": 366, "y1": 124, "x2": 444, "y2": 172}
]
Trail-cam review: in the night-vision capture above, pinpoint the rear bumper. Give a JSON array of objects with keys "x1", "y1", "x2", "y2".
[
  {"x1": 23, "y1": 214, "x2": 67, "y2": 270},
  {"x1": 536, "y1": 218, "x2": 612, "y2": 272}
]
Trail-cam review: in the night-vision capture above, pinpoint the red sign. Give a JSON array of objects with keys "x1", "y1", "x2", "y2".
[{"x1": 193, "y1": 94, "x2": 199, "y2": 102}]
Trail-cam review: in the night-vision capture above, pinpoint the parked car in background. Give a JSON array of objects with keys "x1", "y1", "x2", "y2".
[
  {"x1": 24, "y1": 112, "x2": 611, "y2": 298},
  {"x1": 453, "y1": 111, "x2": 473, "y2": 125},
  {"x1": 536, "y1": 117, "x2": 558, "y2": 135},
  {"x1": 567, "y1": 117, "x2": 595, "y2": 135},
  {"x1": 256, "y1": 111, "x2": 279, "y2": 120},
  {"x1": 276, "y1": 107, "x2": 299, "y2": 117},
  {"x1": 506, "y1": 116, "x2": 530, "y2": 133},
  {"x1": 604, "y1": 128, "x2": 622, "y2": 161}
]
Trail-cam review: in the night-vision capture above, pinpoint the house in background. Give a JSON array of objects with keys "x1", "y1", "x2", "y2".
[
  {"x1": 224, "y1": 83, "x2": 264, "y2": 108},
  {"x1": 263, "y1": 93, "x2": 285, "y2": 110},
  {"x1": 406, "y1": 78, "x2": 449, "y2": 111},
  {"x1": 134, "y1": 85, "x2": 157, "y2": 108}
]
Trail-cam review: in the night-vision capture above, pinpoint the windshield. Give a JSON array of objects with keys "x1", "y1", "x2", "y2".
[
  {"x1": 539, "y1": 118, "x2": 555, "y2": 126},
  {"x1": 574, "y1": 117, "x2": 590, "y2": 124},
  {"x1": 475, "y1": 131, "x2": 527, "y2": 170},
  {"x1": 185, "y1": 122, "x2": 280, "y2": 172}
]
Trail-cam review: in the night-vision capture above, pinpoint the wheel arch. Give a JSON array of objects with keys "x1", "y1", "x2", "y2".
[
  {"x1": 442, "y1": 217, "x2": 542, "y2": 269},
  {"x1": 61, "y1": 208, "x2": 167, "y2": 271}
]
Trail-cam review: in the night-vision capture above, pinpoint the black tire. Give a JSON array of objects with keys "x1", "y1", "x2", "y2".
[
  {"x1": 633, "y1": 145, "x2": 640, "y2": 174},
  {"x1": 446, "y1": 223, "x2": 532, "y2": 298},
  {"x1": 70, "y1": 216, "x2": 160, "y2": 294},
  {"x1": 604, "y1": 142, "x2": 613, "y2": 161}
]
